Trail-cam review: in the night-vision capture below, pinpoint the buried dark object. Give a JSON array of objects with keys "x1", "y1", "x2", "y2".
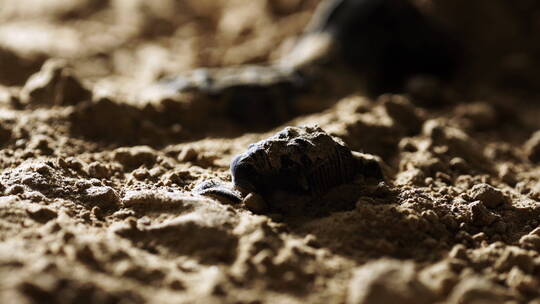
[
  {"x1": 153, "y1": 0, "x2": 460, "y2": 130},
  {"x1": 196, "y1": 126, "x2": 385, "y2": 215},
  {"x1": 301, "y1": 0, "x2": 461, "y2": 95}
]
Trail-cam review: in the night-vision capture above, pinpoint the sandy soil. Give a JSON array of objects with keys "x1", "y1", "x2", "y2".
[{"x1": 2, "y1": 1, "x2": 540, "y2": 303}]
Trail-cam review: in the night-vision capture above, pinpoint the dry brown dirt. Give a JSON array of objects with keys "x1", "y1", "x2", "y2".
[{"x1": 2, "y1": 1, "x2": 540, "y2": 303}]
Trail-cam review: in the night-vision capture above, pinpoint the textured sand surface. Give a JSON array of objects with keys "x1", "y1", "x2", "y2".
[{"x1": 2, "y1": 1, "x2": 540, "y2": 303}]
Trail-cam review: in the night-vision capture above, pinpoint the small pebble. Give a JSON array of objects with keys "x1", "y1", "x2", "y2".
[
  {"x1": 83, "y1": 186, "x2": 120, "y2": 210},
  {"x1": 6, "y1": 185, "x2": 25, "y2": 195},
  {"x1": 20, "y1": 59, "x2": 91, "y2": 107},
  {"x1": 113, "y1": 146, "x2": 157, "y2": 169},
  {"x1": 243, "y1": 193, "x2": 267, "y2": 214},
  {"x1": 87, "y1": 162, "x2": 111, "y2": 179},
  {"x1": 26, "y1": 205, "x2": 57, "y2": 223},
  {"x1": 469, "y1": 183, "x2": 509, "y2": 209},
  {"x1": 178, "y1": 147, "x2": 198, "y2": 162},
  {"x1": 469, "y1": 201, "x2": 499, "y2": 226}
]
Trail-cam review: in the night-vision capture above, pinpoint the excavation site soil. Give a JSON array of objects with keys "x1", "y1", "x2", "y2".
[{"x1": 2, "y1": 1, "x2": 540, "y2": 303}]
